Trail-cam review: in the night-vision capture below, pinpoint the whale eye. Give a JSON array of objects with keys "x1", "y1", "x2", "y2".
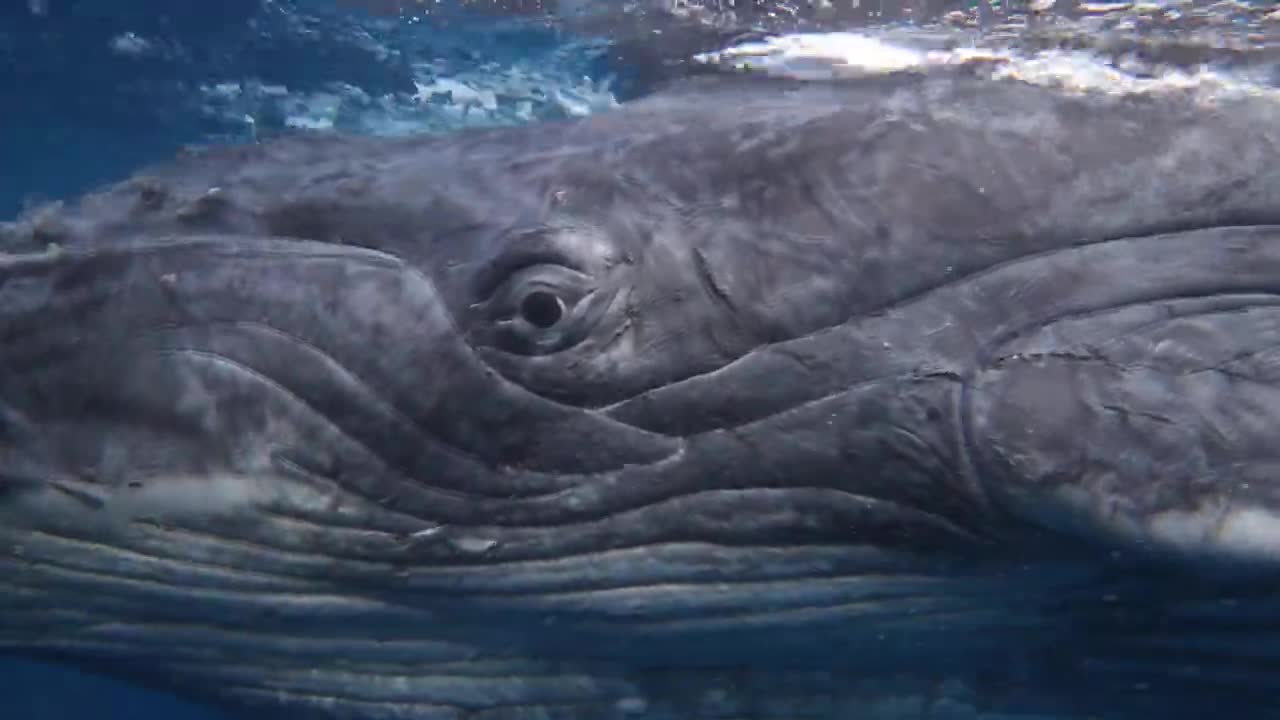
[
  {"x1": 519, "y1": 289, "x2": 565, "y2": 329},
  {"x1": 473, "y1": 263, "x2": 612, "y2": 356}
]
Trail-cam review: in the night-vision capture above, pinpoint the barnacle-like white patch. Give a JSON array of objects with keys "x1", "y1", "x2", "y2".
[
  {"x1": 1023, "y1": 484, "x2": 1280, "y2": 566},
  {"x1": 1151, "y1": 505, "x2": 1280, "y2": 562}
]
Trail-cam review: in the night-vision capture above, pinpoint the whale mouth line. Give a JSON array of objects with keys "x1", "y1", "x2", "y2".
[{"x1": 0, "y1": 231, "x2": 410, "y2": 268}]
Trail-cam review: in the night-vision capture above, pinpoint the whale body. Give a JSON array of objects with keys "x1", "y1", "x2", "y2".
[{"x1": 2, "y1": 72, "x2": 1280, "y2": 719}]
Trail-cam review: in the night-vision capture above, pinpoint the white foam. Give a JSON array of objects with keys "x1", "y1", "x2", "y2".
[
  {"x1": 694, "y1": 30, "x2": 1280, "y2": 102},
  {"x1": 694, "y1": 33, "x2": 936, "y2": 80},
  {"x1": 197, "y1": 34, "x2": 619, "y2": 141}
]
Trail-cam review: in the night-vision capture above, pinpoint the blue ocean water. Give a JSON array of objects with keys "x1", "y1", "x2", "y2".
[{"x1": 0, "y1": 657, "x2": 228, "y2": 719}]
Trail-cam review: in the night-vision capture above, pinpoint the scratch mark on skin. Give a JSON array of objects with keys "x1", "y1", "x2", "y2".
[
  {"x1": 692, "y1": 246, "x2": 743, "y2": 328},
  {"x1": 692, "y1": 244, "x2": 760, "y2": 360},
  {"x1": 1100, "y1": 405, "x2": 1175, "y2": 426}
]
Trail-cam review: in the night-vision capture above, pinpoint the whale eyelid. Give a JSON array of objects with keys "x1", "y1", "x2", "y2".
[{"x1": 471, "y1": 227, "x2": 585, "y2": 301}]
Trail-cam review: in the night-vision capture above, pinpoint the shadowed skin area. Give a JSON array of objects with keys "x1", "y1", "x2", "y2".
[{"x1": 3, "y1": 71, "x2": 1280, "y2": 719}]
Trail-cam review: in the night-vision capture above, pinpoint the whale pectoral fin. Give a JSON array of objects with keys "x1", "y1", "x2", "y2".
[
  {"x1": 968, "y1": 299, "x2": 1280, "y2": 568},
  {"x1": 965, "y1": 301, "x2": 1280, "y2": 698}
]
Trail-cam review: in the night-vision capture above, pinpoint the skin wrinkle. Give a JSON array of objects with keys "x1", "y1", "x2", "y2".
[
  {"x1": 7, "y1": 392, "x2": 967, "y2": 561},
  {"x1": 1, "y1": 550, "x2": 987, "y2": 624},
  {"x1": 172, "y1": 361, "x2": 942, "y2": 535},
  {"x1": 599, "y1": 345, "x2": 909, "y2": 430},
  {"x1": 997, "y1": 294, "x2": 1280, "y2": 360},
  {"x1": 1063, "y1": 306, "x2": 1280, "y2": 376},
  {"x1": 132, "y1": 485, "x2": 957, "y2": 576},
  {"x1": 158, "y1": 335, "x2": 577, "y2": 502},
  {"x1": 18, "y1": 530, "x2": 316, "y2": 589},
  {"x1": 11, "y1": 295, "x2": 672, "y2": 504},
  {"x1": 0, "y1": 610, "x2": 439, "y2": 651},
  {"x1": 152, "y1": 348, "x2": 477, "y2": 524},
  {"x1": 0, "y1": 583, "x2": 1032, "y2": 656},
  {"x1": 158, "y1": 345, "x2": 486, "y2": 490},
  {"x1": 603, "y1": 227, "x2": 1280, "y2": 439},
  {"x1": 978, "y1": 288, "x2": 1280, "y2": 367},
  {"x1": 207, "y1": 314, "x2": 676, "y2": 481},
  {"x1": 55, "y1": 526, "x2": 929, "y2": 592},
  {"x1": 401, "y1": 246, "x2": 690, "y2": 472},
  {"x1": 4, "y1": 235, "x2": 686, "y2": 478},
  {"x1": 0, "y1": 562, "x2": 378, "y2": 611},
  {"x1": 430, "y1": 582, "x2": 988, "y2": 620},
  {"x1": 244, "y1": 481, "x2": 961, "y2": 543},
  {"x1": 0, "y1": 239, "x2": 407, "y2": 371},
  {"x1": 2, "y1": 527, "x2": 958, "y2": 599}
]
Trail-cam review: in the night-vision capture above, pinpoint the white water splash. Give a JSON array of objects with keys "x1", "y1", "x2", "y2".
[{"x1": 694, "y1": 30, "x2": 1280, "y2": 102}]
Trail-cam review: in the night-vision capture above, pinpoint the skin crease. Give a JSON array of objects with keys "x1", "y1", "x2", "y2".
[{"x1": 2, "y1": 71, "x2": 1280, "y2": 720}]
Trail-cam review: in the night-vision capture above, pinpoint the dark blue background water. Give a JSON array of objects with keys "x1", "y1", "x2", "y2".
[{"x1": 1, "y1": 658, "x2": 229, "y2": 719}]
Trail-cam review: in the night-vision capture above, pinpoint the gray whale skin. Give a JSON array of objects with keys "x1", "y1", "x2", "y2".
[{"x1": 3, "y1": 73, "x2": 1280, "y2": 720}]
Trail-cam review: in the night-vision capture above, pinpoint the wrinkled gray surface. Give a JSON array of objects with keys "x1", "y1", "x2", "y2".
[{"x1": 3, "y1": 69, "x2": 1280, "y2": 718}]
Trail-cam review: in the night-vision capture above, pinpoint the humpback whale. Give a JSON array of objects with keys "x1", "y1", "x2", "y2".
[{"x1": 3, "y1": 70, "x2": 1280, "y2": 718}]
